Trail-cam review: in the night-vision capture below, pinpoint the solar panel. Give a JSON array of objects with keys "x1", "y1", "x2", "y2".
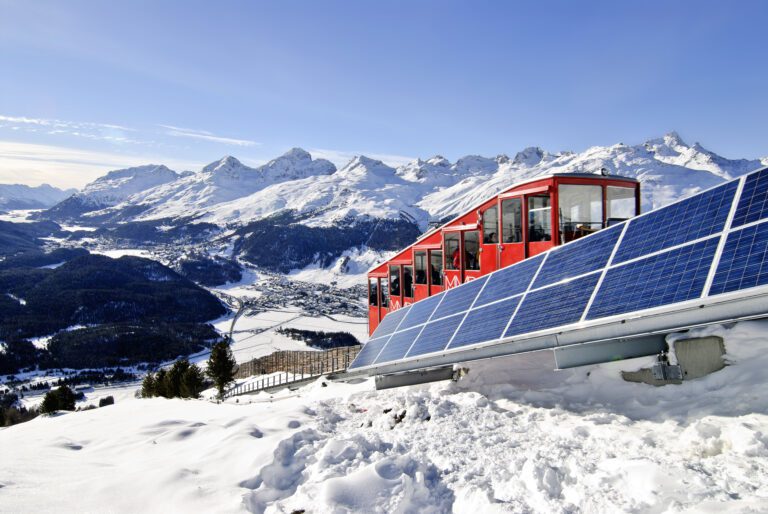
[
  {"x1": 397, "y1": 292, "x2": 444, "y2": 330},
  {"x1": 404, "y1": 313, "x2": 465, "y2": 358},
  {"x1": 710, "y1": 222, "x2": 768, "y2": 295},
  {"x1": 430, "y1": 275, "x2": 488, "y2": 320},
  {"x1": 504, "y1": 273, "x2": 600, "y2": 337},
  {"x1": 732, "y1": 168, "x2": 768, "y2": 228},
  {"x1": 613, "y1": 181, "x2": 737, "y2": 264},
  {"x1": 474, "y1": 253, "x2": 544, "y2": 307},
  {"x1": 586, "y1": 238, "x2": 719, "y2": 319},
  {"x1": 372, "y1": 326, "x2": 422, "y2": 364},
  {"x1": 368, "y1": 304, "x2": 411, "y2": 339},
  {"x1": 448, "y1": 296, "x2": 521, "y2": 349},
  {"x1": 353, "y1": 166, "x2": 768, "y2": 374},
  {"x1": 347, "y1": 336, "x2": 390, "y2": 369},
  {"x1": 533, "y1": 225, "x2": 622, "y2": 288}
]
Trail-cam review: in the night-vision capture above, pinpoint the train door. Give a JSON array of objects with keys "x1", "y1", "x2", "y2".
[
  {"x1": 368, "y1": 277, "x2": 380, "y2": 334},
  {"x1": 499, "y1": 196, "x2": 524, "y2": 268},
  {"x1": 413, "y1": 251, "x2": 429, "y2": 301},
  {"x1": 443, "y1": 232, "x2": 462, "y2": 289},
  {"x1": 462, "y1": 230, "x2": 482, "y2": 282},
  {"x1": 402, "y1": 265, "x2": 414, "y2": 307},
  {"x1": 388, "y1": 265, "x2": 403, "y2": 311},
  {"x1": 429, "y1": 249, "x2": 444, "y2": 295},
  {"x1": 526, "y1": 194, "x2": 554, "y2": 257},
  {"x1": 480, "y1": 204, "x2": 499, "y2": 274}
]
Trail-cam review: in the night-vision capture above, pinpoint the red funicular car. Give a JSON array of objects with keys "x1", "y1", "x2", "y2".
[{"x1": 367, "y1": 173, "x2": 641, "y2": 334}]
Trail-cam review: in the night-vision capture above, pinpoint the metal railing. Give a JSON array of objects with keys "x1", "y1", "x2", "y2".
[{"x1": 224, "y1": 345, "x2": 361, "y2": 398}]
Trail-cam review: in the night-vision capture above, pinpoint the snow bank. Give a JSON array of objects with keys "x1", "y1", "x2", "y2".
[{"x1": 2, "y1": 321, "x2": 767, "y2": 513}]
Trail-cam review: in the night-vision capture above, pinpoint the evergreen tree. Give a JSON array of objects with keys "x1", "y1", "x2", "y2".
[
  {"x1": 154, "y1": 369, "x2": 170, "y2": 398},
  {"x1": 40, "y1": 385, "x2": 76, "y2": 414},
  {"x1": 141, "y1": 373, "x2": 156, "y2": 398},
  {"x1": 206, "y1": 341, "x2": 236, "y2": 399},
  {"x1": 180, "y1": 365, "x2": 206, "y2": 399}
]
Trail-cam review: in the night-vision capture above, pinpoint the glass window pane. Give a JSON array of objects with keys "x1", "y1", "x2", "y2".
[
  {"x1": 607, "y1": 186, "x2": 636, "y2": 224},
  {"x1": 380, "y1": 278, "x2": 389, "y2": 308},
  {"x1": 414, "y1": 251, "x2": 427, "y2": 285},
  {"x1": 445, "y1": 233, "x2": 460, "y2": 270},
  {"x1": 430, "y1": 250, "x2": 443, "y2": 286},
  {"x1": 464, "y1": 231, "x2": 480, "y2": 270},
  {"x1": 369, "y1": 278, "x2": 378, "y2": 306},
  {"x1": 403, "y1": 266, "x2": 413, "y2": 298},
  {"x1": 501, "y1": 198, "x2": 522, "y2": 243},
  {"x1": 558, "y1": 184, "x2": 603, "y2": 243},
  {"x1": 389, "y1": 265, "x2": 401, "y2": 297},
  {"x1": 483, "y1": 206, "x2": 499, "y2": 244},
  {"x1": 528, "y1": 196, "x2": 552, "y2": 242}
]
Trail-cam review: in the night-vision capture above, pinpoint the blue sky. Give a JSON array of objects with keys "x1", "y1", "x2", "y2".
[{"x1": 0, "y1": 0, "x2": 766, "y2": 188}]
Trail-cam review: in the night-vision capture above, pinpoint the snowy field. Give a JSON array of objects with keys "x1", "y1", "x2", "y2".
[{"x1": 2, "y1": 320, "x2": 768, "y2": 513}]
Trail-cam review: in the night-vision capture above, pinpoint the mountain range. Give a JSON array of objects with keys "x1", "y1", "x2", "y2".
[
  {"x1": 0, "y1": 184, "x2": 75, "y2": 211},
  {"x1": 30, "y1": 132, "x2": 767, "y2": 230}
]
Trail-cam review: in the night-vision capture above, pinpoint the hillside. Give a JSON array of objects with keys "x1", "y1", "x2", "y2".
[
  {"x1": 2, "y1": 320, "x2": 767, "y2": 512},
  {"x1": 0, "y1": 183, "x2": 75, "y2": 211}
]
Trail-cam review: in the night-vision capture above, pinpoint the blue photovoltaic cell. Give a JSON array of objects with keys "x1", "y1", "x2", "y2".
[
  {"x1": 710, "y1": 222, "x2": 768, "y2": 295},
  {"x1": 405, "y1": 314, "x2": 465, "y2": 358},
  {"x1": 732, "y1": 168, "x2": 768, "y2": 228},
  {"x1": 534, "y1": 225, "x2": 622, "y2": 288},
  {"x1": 398, "y1": 292, "x2": 444, "y2": 330},
  {"x1": 348, "y1": 337, "x2": 390, "y2": 369},
  {"x1": 431, "y1": 275, "x2": 489, "y2": 320},
  {"x1": 613, "y1": 181, "x2": 737, "y2": 264},
  {"x1": 373, "y1": 326, "x2": 422, "y2": 364},
  {"x1": 504, "y1": 273, "x2": 600, "y2": 337},
  {"x1": 474, "y1": 253, "x2": 544, "y2": 307},
  {"x1": 587, "y1": 238, "x2": 719, "y2": 320},
  {"x1": 448, "y1": 296, "x2": 521, "y2": 349},
  {"x1": 368, "y1": 304, "x2": 411, "y2": 339}
]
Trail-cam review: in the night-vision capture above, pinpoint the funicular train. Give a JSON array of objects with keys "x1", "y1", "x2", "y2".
[{"x1": 367, "y1": 173, "x2": 642, "y2": 334}]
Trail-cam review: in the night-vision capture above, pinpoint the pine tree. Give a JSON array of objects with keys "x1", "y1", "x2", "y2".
[
  {"x1": 206, "y1": 341, "x2": 236, "y2": 399},
  {"x1": 141, "y1": 373, "x2": 157, "y2": 398},
  {"x1": 40, "y1": 385, "x2": 76, "y2": 414},
  {"x1": 154, "y1": 369, "x2": 170, "y2": 398},
  {"x1": 180, "y1": 365, "x2": 206, "y2": 399}
]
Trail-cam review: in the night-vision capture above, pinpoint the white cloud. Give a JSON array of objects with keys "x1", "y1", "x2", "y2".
[
  {"x1": 159, "y1": 124, "x2": 259, "y2": 147},
  {"x1": 309, "y1": 148, "x2": 415, "y2": 168},
  {"x1": 0, "y1": 140, "x2": 201, "y2": 189},
  {"x1": 0, "y1": 114, "x2": 147, "y2": 144}
]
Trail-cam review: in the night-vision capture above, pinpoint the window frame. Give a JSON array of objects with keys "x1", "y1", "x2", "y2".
[
  {"x1": 482, "y1": 205, "x2": 499, "y2": 244},
  {"x1": 414, "y1": 250, "x2": 427, "y2": 285},
  {"x1": 501, "y1": 197, "x2": 523, "y2": 244}
]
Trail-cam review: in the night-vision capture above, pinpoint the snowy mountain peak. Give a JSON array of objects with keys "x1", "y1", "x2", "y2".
[
  {"x1": 0, "y1": 183, "x2": 76, "y2": 210},
  {"x1": 280, "y1": 147, "x2": 312, "y2": 161},
  {"x1": 202, "y1": 155, "x2": 247, "y2": 176},
  {"x1": 426, "y1": 155, "x2": 450, "y2": 167},
  {"x1": 513, "y1": 147, "x2": 545, "y2": 166}
]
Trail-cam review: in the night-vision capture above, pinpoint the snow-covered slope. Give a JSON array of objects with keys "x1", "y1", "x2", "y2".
[
  {"x1": 0, "y1": 183, "x2": 75, "y2": 210},
  {"x1": 92, "y1": 149, "x2": 336, "y2": 221},
  {"x1": 3, "y1": 320, "x2": 768, "y2": 513},
  {"x1": 203, "y1": 155, "x2": 429, "y2": 226},
  {"x1": 42, "y1": 133, "x2": 765, "y2": 229}
]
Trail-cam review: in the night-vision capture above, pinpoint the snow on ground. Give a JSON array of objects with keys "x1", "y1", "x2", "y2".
[
  {"x1": 213, "y1": 267, "x2": 263, "y2": 299},
  {"x1": 59, "y1": 224, "x2": 98, "y2": 232},
  {"x1": 90, "y1": 248, "x2": 153, "y2": 259},
  {"x1": 2, "y1": 320, "x2": 768, "y2": 513},
  {"x1": 287, "y1": 247, "x2": 392, "y2": 289},
  {"x1": 0, "y1": 209, "x2": 39, "y2": 223}
]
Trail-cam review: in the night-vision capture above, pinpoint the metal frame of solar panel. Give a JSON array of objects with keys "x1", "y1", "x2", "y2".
[{"x1": 351, "y1": 166, "x2": 768, "y2": 375}]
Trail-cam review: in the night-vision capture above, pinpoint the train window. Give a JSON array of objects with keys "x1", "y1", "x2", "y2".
[
  {"x1": 528, "y1": 196, "x2": 552, "y2": 242},
  {"x1": 607, "y1": 186, "x2": 636, "y2": 225},
  {"x1": 445, "y1": 233, "x2": 460, "y2": 270},
  {"x1": 403, "y1": 266, "x2": 414, "y2": 298},
  {"x1": 558, "y1": 185, "x2": 603, "y2": 243},
  {"x1": 430, "y1": 250, "x2": 443, "y2": 286},
  {"x1": 482, "y1": 206, "x2": 499, "y2": 244},
  {"x1": 464, "y1": 231, "x2": 480, "y2": 270},
  {"x1": 380, "y1": 278, "x2": 389, "y2": 308},
  {"x1": 501, "y1": 198, "x2": 522, "y2": 243},
  {"x1": 389, "y1": 265, "x2": 401, "y2": 297},
  {"x1": 368, "y1": 278, "x2": 378, "y2": 306},
  {"x1": 414, "y1": 251, "x2": 427, "y2": 285}
]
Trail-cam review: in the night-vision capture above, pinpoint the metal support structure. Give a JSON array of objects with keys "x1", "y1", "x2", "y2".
[{"x1": 374, "y1": 366, "x2": 456, "y2": 390}]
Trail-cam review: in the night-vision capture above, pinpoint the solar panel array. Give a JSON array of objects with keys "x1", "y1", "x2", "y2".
[{"x1": 351, "y1": 167, "x2": 768, "y2": 371}]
